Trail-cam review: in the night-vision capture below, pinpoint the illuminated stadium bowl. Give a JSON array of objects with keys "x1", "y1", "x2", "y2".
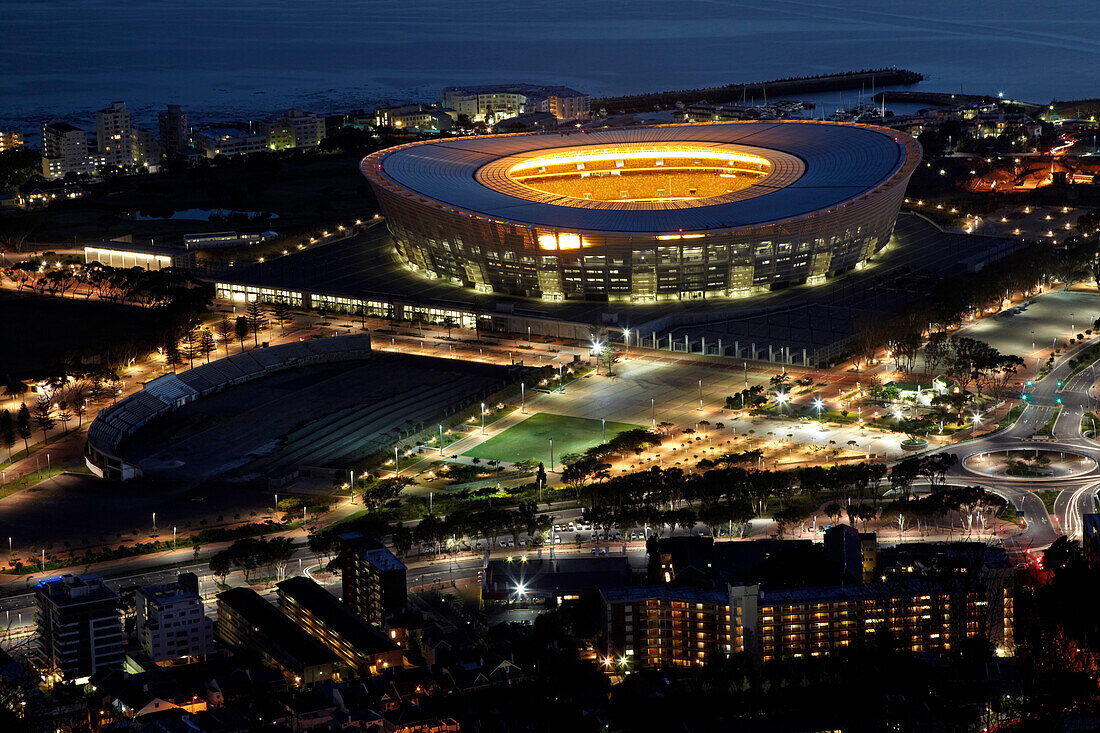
[{"x1": 361, "y1": 121, "x2": 920, "y2": 301}]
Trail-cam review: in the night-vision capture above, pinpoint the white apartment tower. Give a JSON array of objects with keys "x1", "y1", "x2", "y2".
[
  {"x1": 134, "y1": 573, "x2": 212, "y2": 663},
  {"x1": 96, "y1": 101, "x2": 133, "y2": 166}
]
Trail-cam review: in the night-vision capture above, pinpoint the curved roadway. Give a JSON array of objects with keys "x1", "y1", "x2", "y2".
[{"x1": 942, "y1": 337, "x2": 1100, "y2": 551}]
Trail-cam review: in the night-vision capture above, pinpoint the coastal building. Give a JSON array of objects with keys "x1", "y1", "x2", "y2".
[
  {"x1": 276, "y1": 577, "x2": 404, "y2": 674},
  {"x1": 131, "y1": 127, "x2": 161, "y2": 168},
  {"x1": 0, "y1": 130, "x2": 24, "y2": 151},
  {"x1": 35, "y1": 574, "x2": 125, "y2": 681},
  {"x1": 339, "y1": 535, "x2": 407, "y2": 627},
  {"x1": 442, "y1": 84, "x2": 590, "y2": 124},
  {"x1": 215, "y1": 587, "x2": 338, "y2": 685},
  {"x1": 96, "y1": 101, "x2": 134, "y2": 167},
  {"x1": 493, "y1": 111, "x2": 557, "y2": 132},
  {"x1": 41, "y1": 120, "x2": 97, "y2": 179},
  {"x1": 158, "y1": 105, "x2": 189, "y2": 157},
  {"x1": 134, "y1": 573, "x2": 212, "y2": 663},
  {"x1": 374, "y1": 104, "x2": 453, "y2": 132},
  {"x1": 193, "y1": 128, "x2": 267, "y2": 158},
  {"x1": 260, "y1": 108, "x2": 326, "y2": 150}
]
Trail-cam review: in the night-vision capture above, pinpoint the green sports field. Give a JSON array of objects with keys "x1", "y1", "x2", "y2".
[{"x1": 463, "y1": 412, "x2": 644, "y2": 464}]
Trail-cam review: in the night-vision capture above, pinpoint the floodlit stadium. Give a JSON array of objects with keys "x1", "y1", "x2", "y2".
[{"x1": 362, "y1": 121, "x2": 920, "y2": 301}]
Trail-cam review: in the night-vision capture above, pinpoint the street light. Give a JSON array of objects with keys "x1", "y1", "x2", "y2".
[{"x1": 481, "y1": 402, "x2": 486, "y2": 433}]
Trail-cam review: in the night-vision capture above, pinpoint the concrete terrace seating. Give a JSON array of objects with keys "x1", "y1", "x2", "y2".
[
  {"x1": 249, "y1": 377, "x2": 487, "y2": 479},
  {"x1": 84, "y1": 334, "x2": 373, "y2": 481}
]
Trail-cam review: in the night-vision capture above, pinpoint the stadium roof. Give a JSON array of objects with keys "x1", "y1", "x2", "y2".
[{"x1": 364, "y1": 121, "x2": 918, "y2": 234}]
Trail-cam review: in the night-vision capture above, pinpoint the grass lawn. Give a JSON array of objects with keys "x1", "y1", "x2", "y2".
[{"x1": 464, "y1": 412, "x2": 643, "y2": 464}]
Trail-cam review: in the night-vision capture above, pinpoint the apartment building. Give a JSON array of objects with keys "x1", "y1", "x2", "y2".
[
  {"x1": 41, "y1": 121, "x2": 97, "y2": 179},
  {"x1": 158, "y1": 105, "x2": 189, "y2": 157},
  {"x1": 216, "y1": 587, "x2": 337, "y2": 685},
  {"x1": 261, "y1": 108, "x2": 326, "y2": 150},
  {"x1": 339, "y1": 534, "x2": 407, "y2": 627},
  {"x1": 442, "y1": 84, "x2": 589, "y2": 123},
  {"x1": 134, "y1": 573, "x2": 212, "y2": 663},
  {"x1": 96, "y1": 101, "x2": 133, "y2": 166},
  {"x1": 605, "y1": 541, "x2": 1015, "y2": 668},
  {"x1": 193, "y1": 128, "x2": 267, "y2": 158},
  {"x1": 276, "y1": 577, "x2": 403, "y2": 675},
  {"x1": 0, "y1": 130, "x2": 23, "y2": 151},
  {"x1": 35, "y1": 574, "x2": 125, "y2": 681}
]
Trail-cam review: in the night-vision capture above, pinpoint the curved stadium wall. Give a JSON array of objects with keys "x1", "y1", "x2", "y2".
[{"x1": 362, "y1": 121, "x2": 920, "y2": 301}]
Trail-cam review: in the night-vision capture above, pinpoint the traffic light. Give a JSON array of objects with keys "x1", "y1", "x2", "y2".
[
  {"x1": 1056, "y1": 396, "x2": 1063, "y2": 404},
  {"x1": 1022, "y1": 394, "x2": 1031, "y2": 401},
  {"x1": 1057, "y1": 380, "x2": 1063, "y2": 389},
  {"x1": 1026, "y1": 380, "x2": 1033, "y2": 387}
]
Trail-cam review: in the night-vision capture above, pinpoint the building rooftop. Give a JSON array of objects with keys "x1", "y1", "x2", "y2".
[
  {"x1": 484, "y1": 556, "x2": 631, "y2": 598},
  {"x1": 198, "y1": 127, "x2": 263, "y2": 140},
  {"x1": 601, "y1": 585, "x2": 730, "y2": 605},
  {"x1": 443, "y1": 83, "x2": 587, "y2": 98},
  {"x1": 341, "y1": 533, "x2": 406, "y2": 572},
  {"x1": 44, "y1": 121, "x2": 83, "y2": 133},
  {"x1": 136, "y1": 583, "x2": 200, "y2": 608},
  {"x1": 364, "y1": 121, "x2": 919, "y2": 234},
  {"x1": 35, "y1": 574, "x2": 118, "y2": 606},
  {"x1": 217, "y1": 587, "x2": 338, "y2": 668},
  {"x1": 85, "y1": 240, "x2": 189, "y2": 258},
  {"x1": 276, "y1": 577, "x2": 400, "y2": 656}
]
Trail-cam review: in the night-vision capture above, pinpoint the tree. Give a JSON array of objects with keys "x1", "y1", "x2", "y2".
[
  {"x1": 198, "y1": 329, "x2": 217, "y2": 363},
  {"x1": 61, "y1": 380, "x2": 88, "y2": 427},
  {"x1": 442, "y1": 316, "x2": 456, "y2": 339},
  {"x1": 269, "y1": 299, "x2": 292, "y2": 335},
  {"x1": 31, "y1": 395, "x2": 55, "y2": 444},
  {"x1": 923, "y1": 332, "x2": 950, "y2": 376},
  {"x1": 16, "y1": 403, "x2": 31, "y2": 456},
  {"x1": 265, "y1": 536, "x2": 296, "y2": 581},
  {"x1": 164, "y1": 340, "x2": 183, "y2": 372},
  {"x1": 0, "y1": 410, "x2": 14, "y2": 462},
  {"x1": 234, "y1": 316, "x2": 250, "y2": 352},
  {"x1": 245, "y1": 300, "x2": 266, "y2": 346},
  {"x1": 183, "y1": 323, "x2": 199, "y2": 369},
  {"x1": 209, "y1": 551, "x2": 232, "y2": 586},
  {"x1": 356, "y1": 476, "x2": 414, "y2": 512},
  {"x1": 214, "y1": 316, "x2": 234, "y2": 356},
  {"x1": 56, "y1": 404, "x2": 72, "y2": 432}
]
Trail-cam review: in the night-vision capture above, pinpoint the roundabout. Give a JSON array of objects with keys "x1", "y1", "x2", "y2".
[{"x1": 963, "y1": 447, "x2": 1097, "y2": 481}]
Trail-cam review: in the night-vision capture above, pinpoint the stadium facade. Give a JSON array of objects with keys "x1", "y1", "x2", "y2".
[{"x1": 362, "y1": 121, "x2": 920, "y2": 301}]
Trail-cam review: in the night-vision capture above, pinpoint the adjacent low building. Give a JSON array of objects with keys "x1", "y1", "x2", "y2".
[
  {"x1": 193, "y1": 128, "x2": 267, "y2": 158},
  {"x1": 260, "y1": 108, "x2": 326, "y2": 150},
  {"x1": 483, "y1": 556, "x2": 632, "y2": 605},
  {"x1": 84, "y1": 241, "x2": 197, "y2": 271},
  {"x1": 277, "y1": 577, "x2": 404, "y2": 674},
  {"x1": 374, "y1": 104, "x2": 454, "y2": 132},
  {"x1": 216, "y1": 587, "x2": 337, "y2": 685},
  {"x1": 35, "y1": 574, "x2": 125, "y2": 681}
]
